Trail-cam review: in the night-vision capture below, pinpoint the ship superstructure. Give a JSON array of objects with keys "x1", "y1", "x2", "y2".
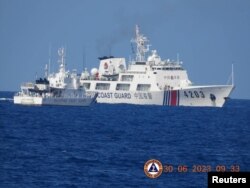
[
  {"x1": 14, "y1": 47, "x2": 97, "y2": 106},
  {"x1": 79, "y1": 25, "x2": 234, "y2": 107}
]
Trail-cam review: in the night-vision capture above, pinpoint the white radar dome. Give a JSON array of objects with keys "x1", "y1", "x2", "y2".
[{"x1": 91, "y1": 68, "x2": 98, "y2": 75}]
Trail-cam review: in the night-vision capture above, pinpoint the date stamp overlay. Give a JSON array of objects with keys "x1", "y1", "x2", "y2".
[{"x1": 144, "y1": 159, "x2": 249, "y2": 187}]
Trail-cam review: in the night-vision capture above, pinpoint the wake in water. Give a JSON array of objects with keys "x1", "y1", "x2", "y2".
[{"x1": 0, "y1": 98, "x2": 13, "y2": 101}]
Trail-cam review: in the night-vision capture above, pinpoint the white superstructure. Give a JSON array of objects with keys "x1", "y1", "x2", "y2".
[
  {"x1": 79, "y1": 25, "x2": 234, "y2": 107},
  {"x1": 14, "y1": 47, "x2": 97, "y2": 106}
]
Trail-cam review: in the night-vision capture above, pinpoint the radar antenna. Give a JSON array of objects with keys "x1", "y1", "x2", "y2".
[
  {"x1": 45, "y1": 64, "x2": 48, "y2": 78},
  {"x1": 58, "y1": 47, "x2": 66, "y2": 72},
  {"x1": 131, "y1": 25, "x2": 150, "y2": 62}
]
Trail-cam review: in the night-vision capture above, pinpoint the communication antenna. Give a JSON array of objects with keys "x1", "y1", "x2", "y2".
[
  {"x1": 131, "y1": 25, "x2": 150, "y2": 62},
  {"x1": 232, "y1": 64, "x2": 234, "y2": 86},
  {"x1": 130, "y1": 41, "x2": 135, "y2": 55},
  {"x1": 82, "y1": 45, "x2": 86, "y2": 70},
  {"x1": 45, "y1": 64, "x2": 48, "y2": 78},
  {"x1": 226, "y1": 64, "x2": 235, "y2": 85},
  {"x1": 58, "y1": 46, "x2": 66, "y2": 72},
  {"x1": 48, "y1": 44, "x2": 52, "y2": 75},
  {"x1": 177, "y1": 53, "x2": 180, "y2": 64}
]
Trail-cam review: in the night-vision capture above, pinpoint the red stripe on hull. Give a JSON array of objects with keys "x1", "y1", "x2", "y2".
[{"x1": 171, "y1": 90, "x2": 177, "y2": 106}]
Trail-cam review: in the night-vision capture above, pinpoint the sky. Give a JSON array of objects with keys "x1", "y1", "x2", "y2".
[{"x1": 0, "y1": 0, "x2": 249, "y2": 99}]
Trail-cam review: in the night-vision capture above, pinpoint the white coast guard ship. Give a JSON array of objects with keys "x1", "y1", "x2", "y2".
[
  {"x1": 14, "y1": 47, "x2": 97, "y2": 106},
  {"x1": 79, "y1": 25, "x2": 234, "y2": 107}
]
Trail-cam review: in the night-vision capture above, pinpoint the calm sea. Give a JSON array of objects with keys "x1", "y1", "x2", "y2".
[{"x1": 0, "y1": 91, "x2": 249, "y2": 187}]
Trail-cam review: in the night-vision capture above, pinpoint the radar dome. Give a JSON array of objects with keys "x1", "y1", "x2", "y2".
[
  {"x1": 147, "y1": 56, "x2": 154, "y2": 62},
  {"x1": 91, "y1": 68, "x2": 98, "y2": 76}
]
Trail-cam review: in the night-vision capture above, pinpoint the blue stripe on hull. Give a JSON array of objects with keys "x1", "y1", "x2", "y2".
[
  {"x1": 163, "y1": 90, "x2": 180, "y2": 106},
  {"x1": 163, "y1": 90, "x2": 166, "y2": 105},
  {"x1": 167, "y1": 90, "x2": 170, "y2": 106}
]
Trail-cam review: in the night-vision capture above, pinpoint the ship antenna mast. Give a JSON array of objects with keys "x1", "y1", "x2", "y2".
[
  {"x1": 48, "y1": 44, "x2": 51, "y2": 75},
  {"x1": 232, "y1": 64, "x2": 234, "y2": 86},
  {"x1": 131, "y1": 25, "x2": 150, "y2": 62},
  {"x1": 45, "y1": 64, "x2": 48, "y2": 78},
  {"x1": 58, "y1": 47, "x2": 66, "y2": 72},
  {"x1": 82, "y1": 46, "x2": 86, "y2": 70},
  {"x1": 226, "y1": 63, "x2": 235, "y2": 86}
]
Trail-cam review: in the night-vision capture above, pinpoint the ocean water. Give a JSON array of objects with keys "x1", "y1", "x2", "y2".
[{"x1": 0, "y1": 91, "x2": 249, "y2": 188}]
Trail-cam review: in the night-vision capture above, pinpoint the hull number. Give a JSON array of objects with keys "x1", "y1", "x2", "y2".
[{"x1": 184, "y1": 91, "x2": 205, "y2": 98}]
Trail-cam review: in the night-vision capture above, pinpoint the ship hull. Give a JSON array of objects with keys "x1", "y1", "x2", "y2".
[
  {"x1": 14, "y1": 95, "x2": 97, "y2": 106},
  {"x1": 90, "y1": 85, "x2": 234, "y2": 107}
]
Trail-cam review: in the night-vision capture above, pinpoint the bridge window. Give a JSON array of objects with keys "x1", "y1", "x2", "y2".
[
  {"x1": 95, "y1": 83, "x2": 110, "y2": 90},
  {"x1": 136, "y1": 84, "x2": 151, "y2": 91},
  {"x1": 83, "y1": 83, "x2": 91, "y2": 89},
  {"x1": 121, "y1": 75, "x2": 134, "y2": 81},
  {"x1": 116, "y1": 84, "x2": 130, "y2": 91}
]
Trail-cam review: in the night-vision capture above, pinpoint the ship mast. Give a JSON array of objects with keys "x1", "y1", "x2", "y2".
[
  {"x1": 44, "y1": 64, "x2": 48, "y2": 78},
  {"x1": 131, "y1": 25, "x2": 150, "y2": 62},
  {"x1": 58, "y1": 47, "x2": 66, "y2": 73},
  {"x1": 231, "y1": 64, "x2": 234, "y2": 86}
]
